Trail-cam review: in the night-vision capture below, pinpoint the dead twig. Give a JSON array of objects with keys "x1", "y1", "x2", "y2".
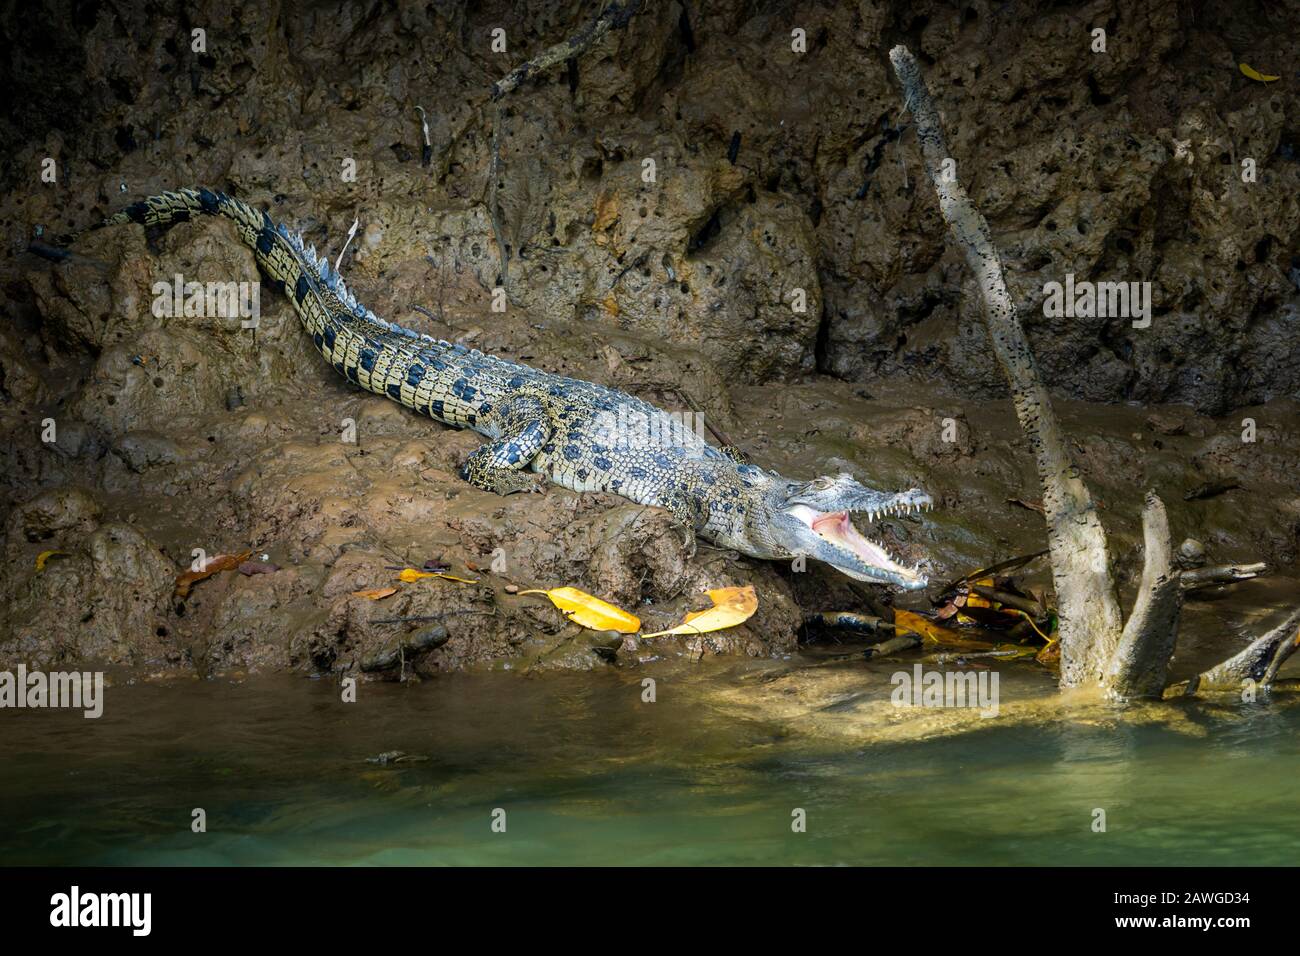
[
  {"x1": 490, "y1": 0, "x2": 645, "y2": 100},
  {"x1": 1181, "y1": 562, "x2": 1268, "y2": 590}
]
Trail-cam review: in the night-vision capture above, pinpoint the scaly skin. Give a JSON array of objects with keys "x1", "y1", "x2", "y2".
[{"x1": 89, "y1": 188, "x2": 935, "y2": 588}]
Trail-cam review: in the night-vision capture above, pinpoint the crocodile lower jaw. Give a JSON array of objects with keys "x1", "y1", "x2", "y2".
[{"x1": 807, "y1": 509, "x2": 927, "y2": 587}]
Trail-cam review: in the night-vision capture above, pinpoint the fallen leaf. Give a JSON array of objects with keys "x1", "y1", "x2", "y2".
[
  {"x1": 1006, "y1": 497, "x2": 1045, "y2": 514},
  {"x1": 352, "y1": 587, "x2": 398, "y2": 600},
  {"x1": 894, "y1": 608, "x2": 1001, "y2": 650},
  {"x1": 1239, "y1": 62, "x2": 1280, "y2": 82},
  {"x1": 516, "y1": 586, "x2": 641, "y2": 633},
  {"x1": 397, "y1": 567, "x2": 478, "y2": 584},
  {"x1": 893, "y1": 608, "x2": 957, "y2": 643},
  {"x1": 175, "y1": 550, "x2": 253, "y2": 598},
  {"x1": 35, "y1": 550, "x2": 69, "y2": 571},
  {"x1": 1036, "y1": 640, "x2": 1061, "y2": 666},
  {"x1": 642, "y1": 585, "x2": 757, "y2": 638}
]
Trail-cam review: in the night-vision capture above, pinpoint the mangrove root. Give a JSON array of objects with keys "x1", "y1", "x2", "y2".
[{"x1": 889, "y1": 44, "x2": 1296, "y2": 700}]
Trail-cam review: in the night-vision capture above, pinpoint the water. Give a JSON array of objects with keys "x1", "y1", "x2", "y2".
[{"x1": 2, "y1": 643, "x2": 1298, "y2": 866}]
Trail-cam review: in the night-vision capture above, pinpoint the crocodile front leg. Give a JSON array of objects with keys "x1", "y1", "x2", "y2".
[{"x1": 459, "y1": 394, "x2": 553, "y2": 495}]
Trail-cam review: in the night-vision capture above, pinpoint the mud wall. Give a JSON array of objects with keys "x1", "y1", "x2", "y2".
[
  {"x1": 5, "y1": 0, "x2": 1299, "y2": 410},
  {"x1": 1, "y1": 0, "x2": 1298, "y2": 673}
]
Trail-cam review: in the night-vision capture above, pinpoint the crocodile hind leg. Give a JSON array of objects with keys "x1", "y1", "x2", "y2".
[{"x1": 460, "y1": 395, "x2": 554, "y2": 495}]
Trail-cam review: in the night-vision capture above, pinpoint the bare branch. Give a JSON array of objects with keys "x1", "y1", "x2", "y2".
[
  {"x1": 1194, "y1": 607, "x2": 1300, "y2": 692},
  {"x1": 1102, "y1": 492, "x2": 1182, "y2": 698},
  {"x1": 487, "y1": 104, "x2": 509, "y2": 289},
  {"x1": 888, "y1": 45, "x2": 1123, "y2": 688},
  {"x1": 491, "y1": 0, "x2": 645, "y2": 101},
  {"x1": 1181, "y1": 562, "x2": 1268, "y2": 590}
]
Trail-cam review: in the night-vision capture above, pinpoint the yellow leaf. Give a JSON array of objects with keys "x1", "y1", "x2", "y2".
[
  {"x1": 894, "y1": 608, "x2": 1005, "y2": 650},
  {"x1": 517, "y1": 586, "x2": 641, "y2": 633},
  {"x1": 352, "y1": 587, "x2": 398, "y2": 600},
  {"x1": 397, "y1": 567, "x2": 478, "y2": 584},
  {"x1": 1239, "y1": 62, "x2": 1280, "y2": 82},
  {"x1": 35, "y1": 550, "x2": 68, "y2": 571},
  {"x1": 642, "y1": 585, "x2": 757, "y2": 638},
  {"x1": 893, "y1": 608, "x2": 955, "y2": 643}
]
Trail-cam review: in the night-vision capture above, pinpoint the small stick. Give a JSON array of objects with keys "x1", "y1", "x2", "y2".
[
  {"x1": 414, "y1": 106, "x2": 433, "y2": 167},
  {"x1": 804, "y1": 611, "x2": 895, "y2": 635},
  {"x1": 490, "y1": 0, "x2": 645, "y2": 100},
  {"x1": 968, "y1": 585, "x2": 1044, "y2": 618},
  {"x1": 864, "y1": 634, "x2": 922, "y2": 658},
  {"x1": 1180, "y1": 562, "x2": 1268, "y2": 589},
  {"x1": 334, "y1": 218, "x2": 360, "y2": 272},
  {"x1": 487, "y1": 104, "x2": 509, "y2": 289}
]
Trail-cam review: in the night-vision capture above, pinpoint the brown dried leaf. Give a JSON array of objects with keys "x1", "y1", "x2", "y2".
[{"x1": 174, "y1": 550, "x2": 253, "y2": 598}]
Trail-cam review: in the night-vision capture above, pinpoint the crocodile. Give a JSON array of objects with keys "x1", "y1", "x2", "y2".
[{"x1": 67, "y1": 187, "x2": 935, "y2": 589}]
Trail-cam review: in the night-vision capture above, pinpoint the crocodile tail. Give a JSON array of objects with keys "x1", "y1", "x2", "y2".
[{"x1": 98, "y1": 188, "x2": 468, "y2": 420}]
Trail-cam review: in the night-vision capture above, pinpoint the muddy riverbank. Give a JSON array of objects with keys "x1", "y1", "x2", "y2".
[{"x1": 1, "y1": 0, "x2": 1298, "y2": 678}]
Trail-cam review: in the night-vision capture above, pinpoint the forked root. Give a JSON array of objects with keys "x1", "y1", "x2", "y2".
[{"x1": 888, "y1": 44, "x2": 1297, "y2": 699}]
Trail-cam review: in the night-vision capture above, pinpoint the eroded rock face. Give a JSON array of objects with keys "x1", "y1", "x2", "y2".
[{"x1": 0, "y1": 0, "x2": 1297, "y2": 676}]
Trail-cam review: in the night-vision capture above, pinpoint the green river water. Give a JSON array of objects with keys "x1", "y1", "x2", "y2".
[{"x1": 2, "y1": 600, "x2": 1298, "y2": 866}]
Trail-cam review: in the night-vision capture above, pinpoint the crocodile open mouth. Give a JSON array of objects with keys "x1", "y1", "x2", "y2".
[
  {"x1": 809, "y1": 510, "x2": 928, "y2": 588},
  {"x1": 786, "y1": 493, "x2": 932, "y2": 589}
]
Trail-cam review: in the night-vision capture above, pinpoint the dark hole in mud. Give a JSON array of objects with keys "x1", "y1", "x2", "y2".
[
  {"x1": 688, "y1": 207, "x2": 724, "y2": 252},
  {"x1": 108, "y1": 77, "x2": 136, "y2": 105},
  {"x1": 1255, "y1": 235, "x2": 1273, "y2": 263},
  {"x1": 71, "y1": 0, "x2": 98, "y2": 29},
  {"x1": 1086, "y1": 74, "x2": 1111, "y2": 106}
]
